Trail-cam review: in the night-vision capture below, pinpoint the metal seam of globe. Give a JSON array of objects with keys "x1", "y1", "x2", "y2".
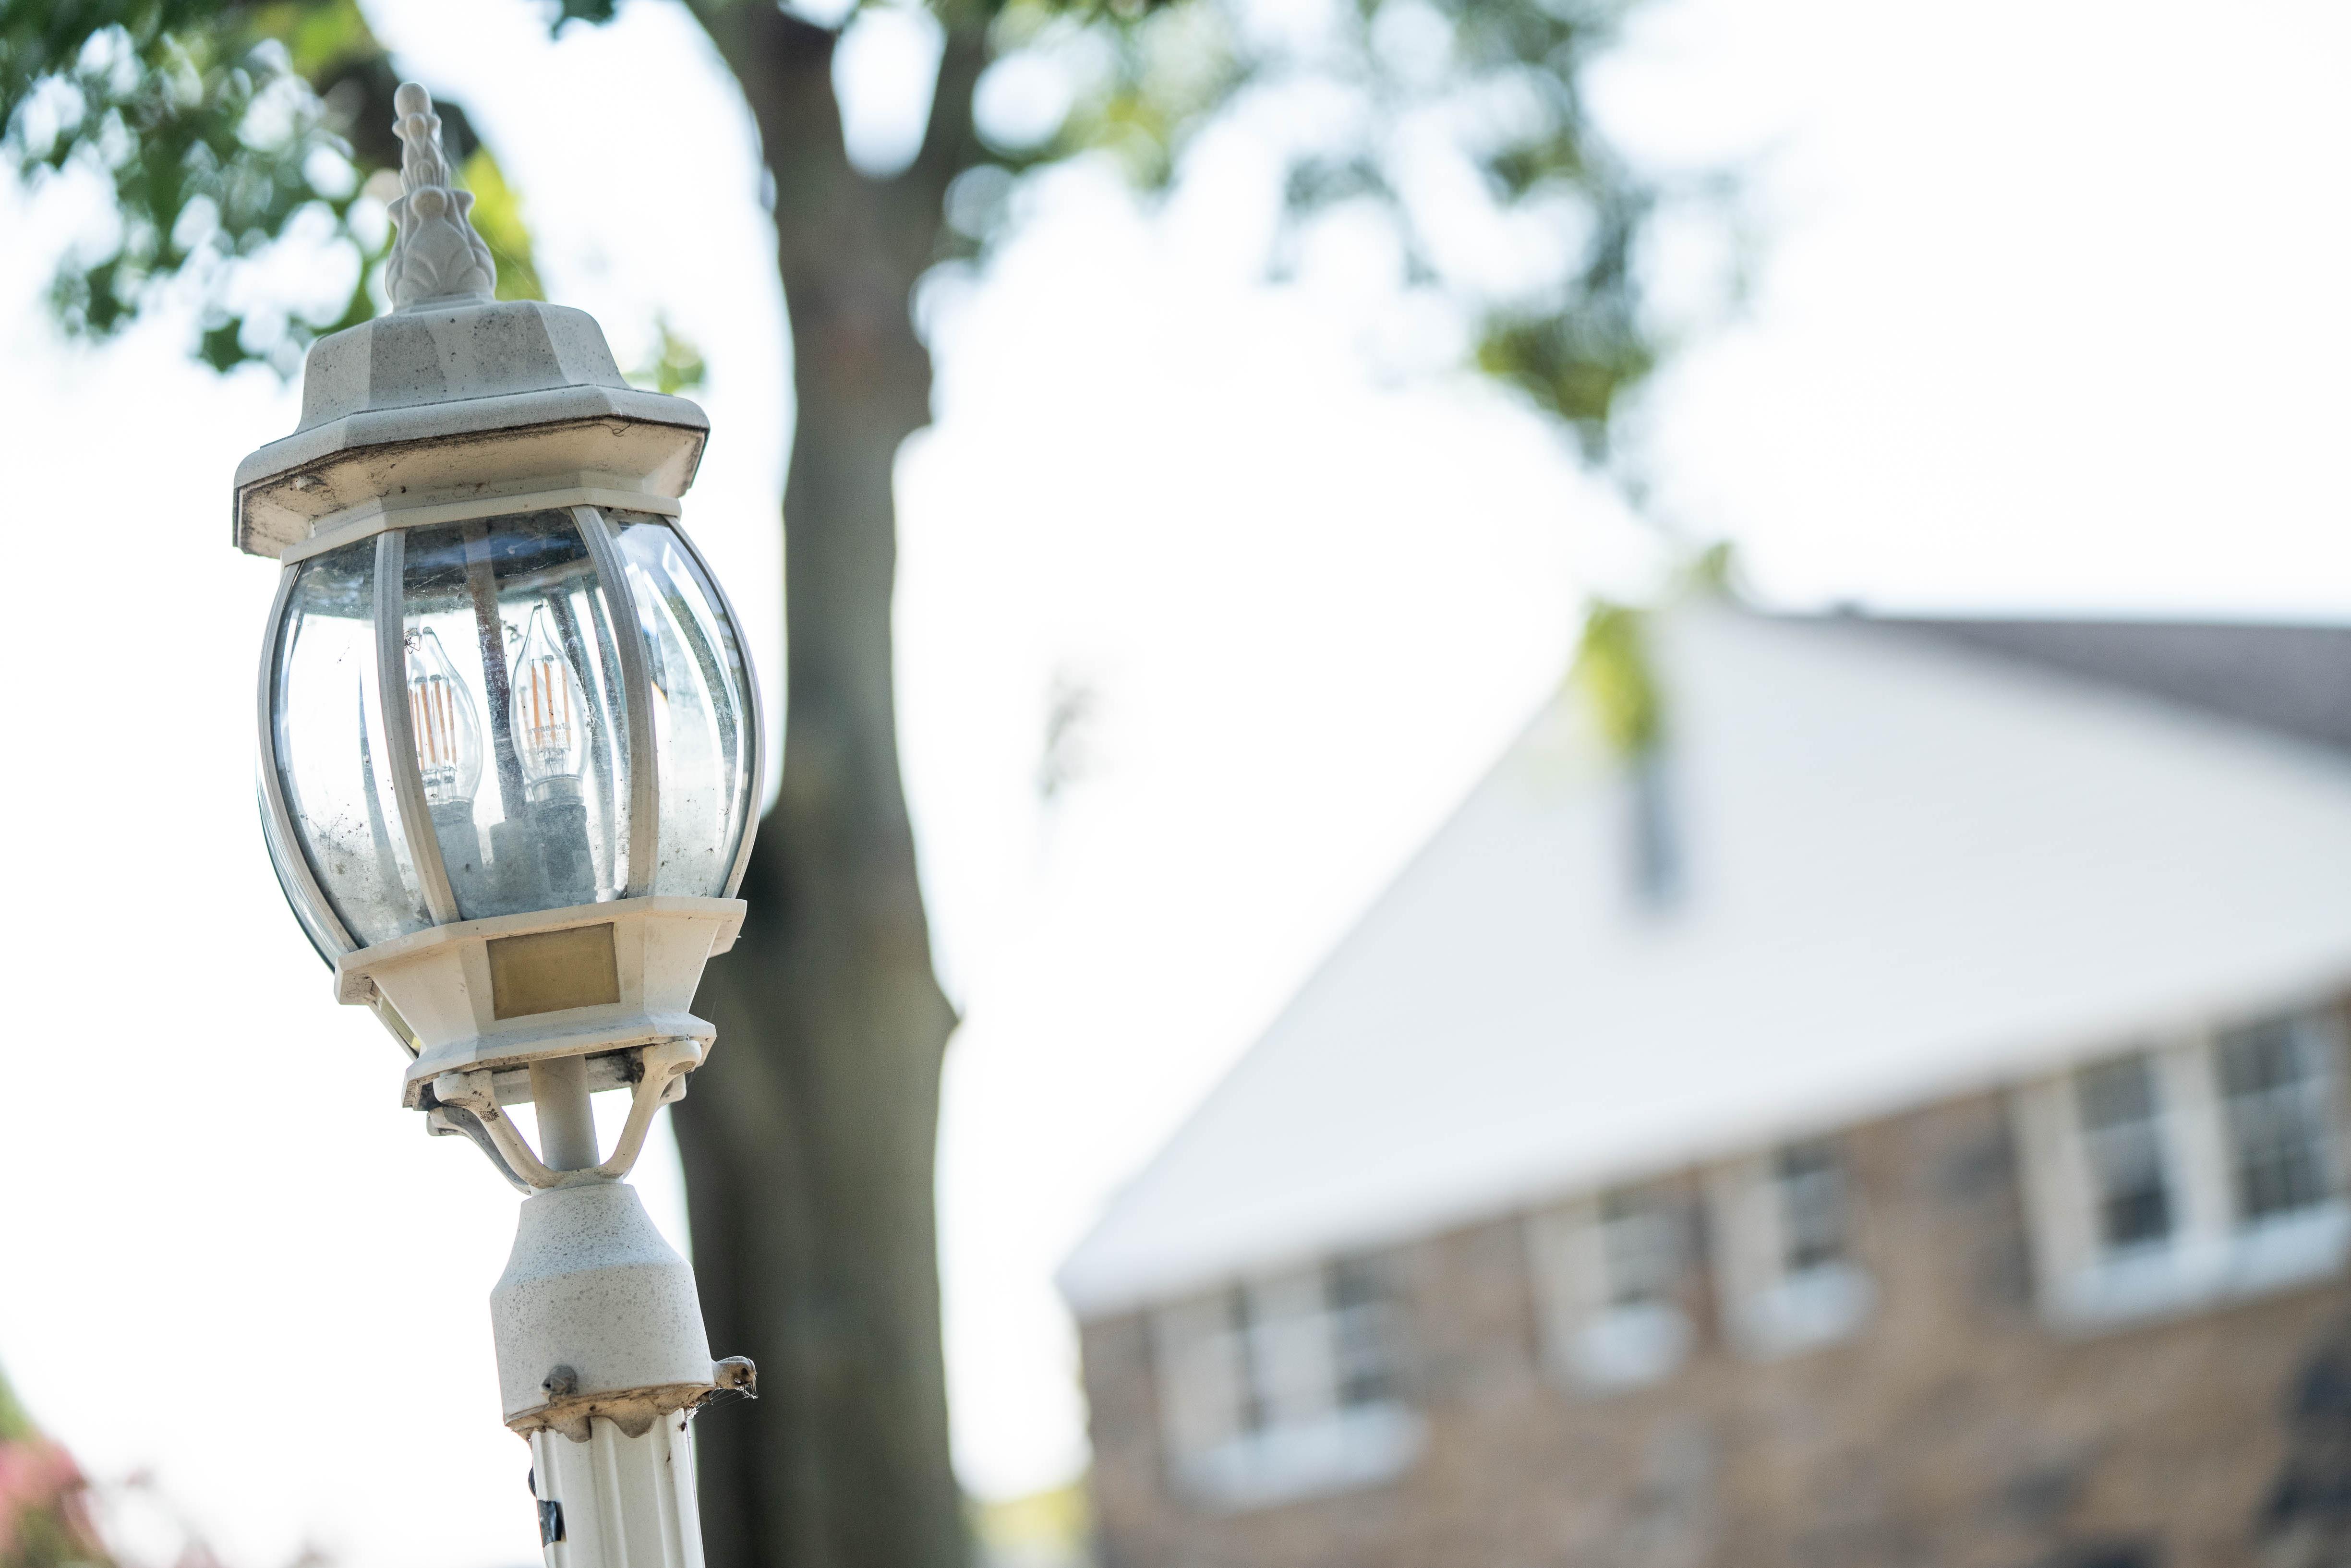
[{"x1": 235, "y1": 81, "x2": 760, "y2": 1566}]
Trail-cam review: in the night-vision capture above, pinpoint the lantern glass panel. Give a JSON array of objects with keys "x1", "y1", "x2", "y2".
[
  {"x1": 609, "y1": 513, "x2": 755, "y2": 896},
  {"x1": 271, "y1": 540, "x2": 432, "y2": 947},
  {"x1": 399, "y1": 511, "x2": 636, "y2": 919},
  {"x1": 258, "y1": 782, "x2": 338, "y2": 961}
]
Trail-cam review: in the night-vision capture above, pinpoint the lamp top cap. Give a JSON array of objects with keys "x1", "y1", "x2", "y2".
[{"x1": 228, "y1": 82, "x2": 710, "y2": 558}]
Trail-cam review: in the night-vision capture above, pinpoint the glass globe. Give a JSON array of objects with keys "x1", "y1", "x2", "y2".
[{"x1": 260, "y1": 505, "x2": 757, "y2": 958}]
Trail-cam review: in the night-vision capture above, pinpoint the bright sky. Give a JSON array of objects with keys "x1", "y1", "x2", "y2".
[{"x1": 3, "y1": 0, "x2": 2349, "y2": 1562}]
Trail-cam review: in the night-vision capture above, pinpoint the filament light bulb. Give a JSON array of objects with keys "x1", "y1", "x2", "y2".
[
  {"x1": 405, "y1": 627, "x2": 483, "y2": 808},
  {"x1": 511, "y1": 603, "x2": 589, "y2": 802}
]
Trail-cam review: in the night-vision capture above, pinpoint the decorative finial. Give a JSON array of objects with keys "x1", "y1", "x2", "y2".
[{"x1": 384, "y1": 83, "x2": 497, "y2": 311}]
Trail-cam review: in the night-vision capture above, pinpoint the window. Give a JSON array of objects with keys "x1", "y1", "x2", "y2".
[
  {"x1": 1153, "y1": 1293, "x2": 1254, "y2": 1460},
  {"x1": 1327, "y1": 1259, "x2": 1397, "y2": 1408},
  {"x1": 1599, "y1": 1189, "x2": 1685, "y2": 1308},
  {"x1": 1710, "y1": 1141, "x2": 1873, "y2": 1359},
  {"x1": 1776, "y1": 1140, "x2": 1852, "y2": 1273},
  {"x1": 1151, "y1": 1261, "x2": 1422, "y2": 1510},
  {"x1": 2218, "y1": 1016, "x2": 2334, "y2": 1224},
  {"x1": 2015, "y1": 1009, "x2": 2350, "y2": 1329},
  {"x1": 2075, "y1": 1054, "x2": 2173, "y2": 1252},
  {"x1": 1527, "y1": 1186, "x2": 1693, "y2": 1391}
]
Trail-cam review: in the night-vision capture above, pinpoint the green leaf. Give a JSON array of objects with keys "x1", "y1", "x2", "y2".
[
  {"x1": 980, "y1": 0, "x2": 1705, "y2": 462},
  {"x1": 1571, "y1": 599, "x2": 1661, "y2": 759},
  {"x1": 460, "y1": 144, "x2": 543, "y2": 302},
  {"x1": 1, "y1": 0, "x2": 546, "y2": 374},
  {"x1": 628, "y1": 315, "x2": 707, "y2": 396},
  {"x1": 0, "y1": 1358, "x2": 32, "y2": 1444}
]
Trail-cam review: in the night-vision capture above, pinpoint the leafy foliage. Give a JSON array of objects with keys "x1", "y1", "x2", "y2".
[
  {"x1": 9, "y1": 0, "x2": 1710, "y2": 447},
  {"x1": 0, "y1": 0, "x2": 536, "y2": 373},
  {"x1": 1572, "y1": 597, "x2": 1661, "y2": 758},
  {"x1": 458, "y1": 142, "x2": 542, "y2": 301},
  {"x1": 942, "y1": 0, "x2": 1709, "y2": 456},
  {"x1": 986, "y1": 0, "x2": 1244, "y2": 190},
  {"x1": 629, "y1": 312, "x2": 708, "y2": 394},
  {"x1": 1567, "y1": 543, "x2": 1743, "y2": 760}
]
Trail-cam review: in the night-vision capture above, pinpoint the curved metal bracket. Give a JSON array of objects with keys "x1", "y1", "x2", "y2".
[
  {"x1": 430, "y1": 1038, "x2": 704, "y2": 1189},
  {"x1": 427, "y1": 1104, "x2": 533, "y2": 1193}
]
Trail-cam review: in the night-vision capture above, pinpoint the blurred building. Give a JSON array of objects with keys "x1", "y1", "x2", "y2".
[{"x1": 1060, "y1": 609, "x2": 2351, "y2": 1568}]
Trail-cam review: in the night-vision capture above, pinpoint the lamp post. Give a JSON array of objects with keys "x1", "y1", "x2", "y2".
[{"x1": 238, "y1": 84, "x2": 760, "y2": 1566}]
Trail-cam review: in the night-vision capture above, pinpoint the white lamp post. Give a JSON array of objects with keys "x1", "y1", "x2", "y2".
[{"x1": 238, "y1": 84, "x2": 760, "y2": 1566}]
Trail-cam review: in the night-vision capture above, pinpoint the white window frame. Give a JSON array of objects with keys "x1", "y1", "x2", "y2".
[
  {"x1": 1149, "y1": 1264, "x2": 1423, "y2": 1512},
  {"x1": 2012, "y1": 1008, "x2": 2351, "y2": 1330},
  {"x1": 1525, "y1": 1188, "x2": 1694, "y2": 1392},
  {"x1": 2218, "y1": 1013, "x2": 2343, "y2": 1237},
  {"x1": 1709, "y1": 1140, "x2": 1874, "y2": 1359}
]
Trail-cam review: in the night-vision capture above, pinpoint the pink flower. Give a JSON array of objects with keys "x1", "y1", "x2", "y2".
[{"x1": 0, "y1": 1435, "x2": 109, "y2": 1561}]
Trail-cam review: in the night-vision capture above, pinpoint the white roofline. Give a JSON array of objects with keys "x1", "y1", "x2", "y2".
[{"x1": 1059, "y1": 611, "x2": 2351, "y2": 1319}]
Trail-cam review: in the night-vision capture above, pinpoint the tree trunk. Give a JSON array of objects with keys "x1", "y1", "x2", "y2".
[{"x1": 672, "y1": 9, "x2": 976, "y2": 1568}]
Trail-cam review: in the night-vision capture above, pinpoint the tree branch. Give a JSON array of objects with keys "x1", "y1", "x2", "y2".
[
  {"x1": 680, "y1": 0, "x2": 845, "y2": 193},
  {"x1": 888, "y1": 20, "x2": 990, "y2": 270}
]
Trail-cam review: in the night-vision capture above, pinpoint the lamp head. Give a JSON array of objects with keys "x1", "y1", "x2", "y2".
[{"x1": 239, "y1": 86, "x2": 763, "y2": 1181}]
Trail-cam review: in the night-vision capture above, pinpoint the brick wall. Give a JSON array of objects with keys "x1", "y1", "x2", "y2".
[{"x1": 1079, "y1": 1091, "x2": 2351, "y2": 1568}]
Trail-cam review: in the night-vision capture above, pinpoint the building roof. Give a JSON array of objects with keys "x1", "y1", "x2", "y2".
[
  {"x1": 1864, "y1": 616, "x2": 2351, "y2": 759},
  {"x1": 1058, "y1": 609, "x2": 2351, "y2": 1319}
]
